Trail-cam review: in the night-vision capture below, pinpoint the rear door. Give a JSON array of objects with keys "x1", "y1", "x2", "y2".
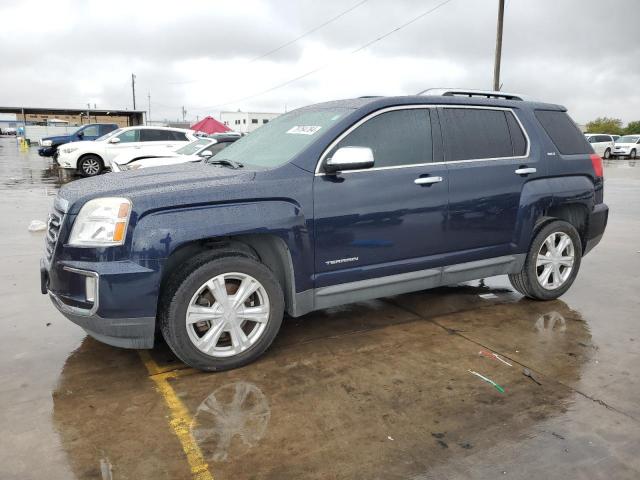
[
  {"x1": 313, "y1": 107, "x2": 449, "y2": 287},
  {"x1": 440, "y1": 106, "x2": 534, "y2": 259},
  {"x1": 139, "y1": 129, "x2": 185, "y2": 150}
]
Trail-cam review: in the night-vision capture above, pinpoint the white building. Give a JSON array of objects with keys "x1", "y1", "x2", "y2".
[{"x1": 220, "y1": 111, "x2": 280, "y2": 133}]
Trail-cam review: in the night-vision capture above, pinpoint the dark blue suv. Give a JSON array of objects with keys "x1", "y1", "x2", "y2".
[
  {"x1": 40, "y1": 90, "x2": 608, "y2": 371},
  {"x1": 38, "y1": 123, "x2": 118, "y2": 159}
]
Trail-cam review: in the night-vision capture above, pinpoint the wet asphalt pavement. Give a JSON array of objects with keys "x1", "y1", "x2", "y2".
[{"x1": 0, "y1": 136, "x2": 639, "y2": 479}]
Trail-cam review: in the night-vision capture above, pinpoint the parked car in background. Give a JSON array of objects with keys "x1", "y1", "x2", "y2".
[
  {"x1": 612, "y1": 135, "x2": 640, "y2": 159},
  {"x1": 111, "y1": 134, "x2": 238, "y2": 172},
  {"x1": 56, "y1": 126, "x2": 198, "y2": 176},
  {"x1": 41, "y1": 89, "x2": 608, "y2": 371},
  {"x1": 1, "y1": 127, "x2": 17, "y2": 135},
  {"x1": 38, "y1": 123, "x2": 118, "y2": 159},
  {"x1": 584, "y1": 133, "x2": 616, "y2": 159}
]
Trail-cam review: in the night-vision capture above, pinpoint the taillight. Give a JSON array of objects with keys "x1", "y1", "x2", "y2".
[{"x1": 590, "y1": 154, "x2": 603, "y2": 178}]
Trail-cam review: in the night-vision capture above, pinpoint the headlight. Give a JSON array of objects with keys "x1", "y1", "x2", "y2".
[
  {"x1": 62, "y1": 147, "x2": 78, "y2": 154},
  {"x1": 68, "y1": 197, "x2": 132, "y2": 247},
  {"x1": 123, "y1": 164, "x2": 142, "y2": 171},
  {"x1": 41, "y1": 140, "x2": 52, "y2": 147}
]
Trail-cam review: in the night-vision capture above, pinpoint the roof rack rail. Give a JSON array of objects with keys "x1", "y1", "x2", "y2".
[{"x1": 416, "y1": 88, "x2": 524, "y2": 101}]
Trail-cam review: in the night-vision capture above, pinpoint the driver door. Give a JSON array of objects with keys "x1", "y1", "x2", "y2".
[
  {"x1": 104, "y1": 128, "x2": 142, "y2": 162},
  {"x1": 313, "y1": 107, "x2": 449, "y2": 288}
]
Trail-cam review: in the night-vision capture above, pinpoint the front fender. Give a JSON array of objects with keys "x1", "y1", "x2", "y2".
[{"x1": 131, "y1": 200, "x2": 313, "y2": 291}]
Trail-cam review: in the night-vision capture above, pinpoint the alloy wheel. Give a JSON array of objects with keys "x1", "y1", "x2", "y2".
[
  {"x1": 82, "y1": 158, "x2": 100, "y2": 175},
  {"x1": 536, "y1": 232, "x2": 575, "y2": 290},
  {"x1": 186, "y1": 272, "x2": 270, "y2": 357}
]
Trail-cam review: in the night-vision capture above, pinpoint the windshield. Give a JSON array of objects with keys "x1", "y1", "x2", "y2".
[
  {"x1": 175, "y1": 138, "x2": 213, "y2": 155},
  {"x1": 95, "y1": 128, "x2": 123, "y2": 142},
  {"x1": 213, "y1": 108, "x2": 351, "y2": 168},
  {"x1": 616, "y1": 135, "x2": 639, "y2": 143}
]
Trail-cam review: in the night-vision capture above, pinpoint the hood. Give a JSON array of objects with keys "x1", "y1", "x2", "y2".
[
  {"x1": 43, "y1": 134, "x2": 75, "y2": 143},
  {"x1": 614, "y1": 143, "x2": 637, "y2": 147},
  {"x1": 60, "y1": 140, "x2": 93, "y2": 150},
  {"x1": 58, "y1": 162, "x2": 257, "y2": 214}
]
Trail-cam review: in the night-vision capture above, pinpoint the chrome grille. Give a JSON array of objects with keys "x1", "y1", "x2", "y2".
[{"x1": 45, "y1": 207, "x2": 64, "y2": 260}]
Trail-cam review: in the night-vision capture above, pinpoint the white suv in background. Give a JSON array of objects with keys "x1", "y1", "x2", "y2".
[
  {"x1": 612, "y1": 135, "x2": 640, "y2": 159},
  {"x1": 584, "y1": 133, "x2": 616, "y2": 159},
  {"x1": 56, "y1": 126, "x2": 198, "y2": 176}
]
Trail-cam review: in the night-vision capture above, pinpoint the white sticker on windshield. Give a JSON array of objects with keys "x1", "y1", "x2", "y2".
[{"x1": 287, "y1": 125, "x2": 322, "y2": 135}]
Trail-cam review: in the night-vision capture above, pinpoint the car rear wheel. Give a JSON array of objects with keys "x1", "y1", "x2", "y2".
[
  {"x1": 630, "y1": 149, "x2": 637, "y2": 159},
  {"x1": 78, "y1": 155, "x2": 103, "y2": 176},
  {"x1": 160, "y1": 253, "x2": 285, "y2": 371},
  {"x1": 603, "y1": 148, "x2": 611, "y2": 159},
  {"x1": 509, "y1": 220, "x2": 582, "y2": 300}
]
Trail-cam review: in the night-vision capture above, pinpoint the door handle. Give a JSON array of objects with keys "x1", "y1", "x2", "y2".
[
  {"x1": 414, "y1": 176, "x2": 443, "y2": 185},
  {"x1": 514, "y1": 167, "x2": 536, "y2": 175}
]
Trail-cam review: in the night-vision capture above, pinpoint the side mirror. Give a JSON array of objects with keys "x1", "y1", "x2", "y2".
[
  {"x1": 77, "y1": 131, "x2": 84, "y2": 139},
  {"x1": 109, "y1": 137, "x2": 121, "y2": 144},
  {"x1": 200, "y1": 150, "x2": 214, "y2": 158},
  {"x1": 325, "y1": 147, "x2": 374, "y2": 173}
]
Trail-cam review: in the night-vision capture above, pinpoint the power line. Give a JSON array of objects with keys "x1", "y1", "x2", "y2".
[
  {"x1": 169, "y1": 0, "x2": 370, "y2": 86},
  {"x1": 194, "y1": 0, "x2": 454, "y2": 111},
  {"x1": 247, "y1": 0, "x2": 369, "y2": 64}
]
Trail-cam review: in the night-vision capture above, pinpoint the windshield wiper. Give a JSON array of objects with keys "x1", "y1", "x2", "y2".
[{"x1": 205, "y1": 158, "x2": 244, "y2": 169}]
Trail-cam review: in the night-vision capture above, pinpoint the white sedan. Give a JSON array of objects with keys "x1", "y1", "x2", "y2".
[
  {"x1": 56, "y1": 126, "x2": 198, "y2": 176},
  {"x1": 111, "y1": 135, "x2": 238, "y2": 172}
]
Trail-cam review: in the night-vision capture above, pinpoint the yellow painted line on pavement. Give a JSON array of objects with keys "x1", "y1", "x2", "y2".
[{"x1": 138, "y1": 351, "x2": 214, "y2": 480}]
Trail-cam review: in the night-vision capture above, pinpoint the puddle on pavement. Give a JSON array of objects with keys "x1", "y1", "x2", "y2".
[{"x1": 49, "y1": 287, "x2": 639, "y2": 480}]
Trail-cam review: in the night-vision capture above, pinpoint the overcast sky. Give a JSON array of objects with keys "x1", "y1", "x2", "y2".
[{"x1": 1, "y1": 0, "x2": 639, "y2": 124}]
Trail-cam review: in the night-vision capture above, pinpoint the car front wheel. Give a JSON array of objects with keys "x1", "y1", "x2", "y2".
[
  {"x1": 630, "y1": 149, "x2": 637, "y2": 159},
  {"x1": 603, "y1": 148, "x2": 611, "y2": 159},
  {"x1": 509, "y1": 220, "x2": 582, "y2": 300},
  {"x1": 78, "y1": 155, "x2": 103, "y2": 176},
  {"x1": 160, "y1": 253, "x2": 285, "y2": 371}
]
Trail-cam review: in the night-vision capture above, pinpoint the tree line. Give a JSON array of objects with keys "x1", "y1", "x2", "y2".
[{"x1": 585, "y1": 117, "x2": 640, "y2": 136}]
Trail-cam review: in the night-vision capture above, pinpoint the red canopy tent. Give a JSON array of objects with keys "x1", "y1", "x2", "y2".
[{"x1": 190, "y1": 116, "x2": 230, "y2": 135}]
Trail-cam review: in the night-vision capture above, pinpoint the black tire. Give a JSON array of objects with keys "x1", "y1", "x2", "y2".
[
  {"x1": 159, "y1": 253, "x2": 285, "y2": 371},
  {"x1": 78, "y1": 154, "x2": 103, "y2": 176},
  {"x1": 509, "y1": 220, "x2": 582, "y2": 300},
  {"x1": 603, "y1": 148, "x2": 611, "y2": 159},
  {"x1": 630, "y1": 149, "x2": 637, "y2": 160}
]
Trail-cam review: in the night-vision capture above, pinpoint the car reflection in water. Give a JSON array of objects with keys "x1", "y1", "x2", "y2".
[
  {"x1": 51, "y1": 292, "x2": 592, "y2": 479},
  {"x1": 191, "y1": 381, "x2": 270, "y2": 462}
]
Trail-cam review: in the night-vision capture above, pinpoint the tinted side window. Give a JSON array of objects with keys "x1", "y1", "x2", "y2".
[
  {"x1": 207, "y1": 142, "x2": 230, "y2": 156},
  {"x1": 140, "y1": 129, "x2": 174, "y2": 142},
  {"x1": 535, "y1": 110, "x2": 592, "y2": 155},
  {"x1": 330, "y1": 109, "x2": 433, "y2": 168},
  {"x1": 505, "y1": 111, "x2": 527, "y2": 156},
  {"x1": 441, "y1": 108, "x2": 513, "y2": 161},
  {"x1": 101, "y1": 125, "x2": 117, "y2": 135},
  {"x1": 170, "y1": 131, "x2": 188, "y2": 141}
]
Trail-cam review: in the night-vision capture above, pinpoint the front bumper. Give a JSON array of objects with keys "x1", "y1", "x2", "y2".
[
  {"x1": 56, "y1": 152, "x2": 78, "y2": 169},
  {"x1": 38, "y1": 146, "x2": 56, "y2": 157},
  {"x1": 583, "y1": 203, "x2": 609, "y2": 255},
  {"x1": 41, "y1": 258, "x2": 158, "y2": 349}
]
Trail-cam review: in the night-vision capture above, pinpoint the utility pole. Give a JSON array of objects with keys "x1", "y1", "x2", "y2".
[
  {"x1": 181, "y1": 106, "x2": 187, "y2": 122},
  {"x1": 147, "y1": 91, "x2": 151, "y2": 126},
  {"x1": 87, "y1": 103, "x2": 90, "y2": 124},
  {"x1": 493, "y1": 0, "x2": 505, "y2": 91},
  {"x1": 131, "y1": 73, "x2": 137, "y2": 110}
]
